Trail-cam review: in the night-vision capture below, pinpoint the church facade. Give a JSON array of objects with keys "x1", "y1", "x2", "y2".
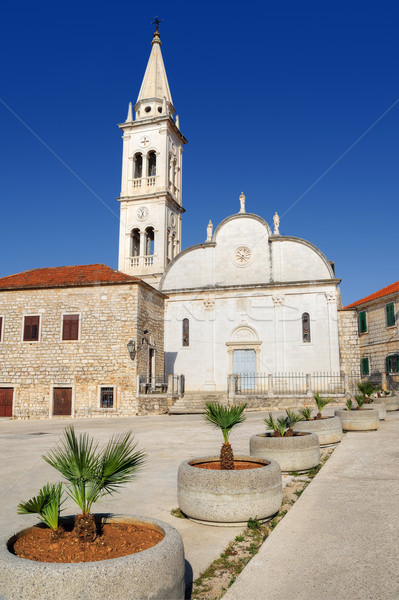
[{"x1": 117, "y1": 27, "x2": 352, "y2": 395}]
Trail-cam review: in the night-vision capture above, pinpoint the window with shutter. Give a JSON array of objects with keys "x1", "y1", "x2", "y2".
[
  {"x1": 62, "y1": 314, "x2": 79, "y2": 341},
  {"x1": 358, "y1": 311, "x2": 367, "y2": 334},
  {"x1": 386, "y1": 354, "x2": 399, "y2": 373},
  {"x1": 23, "y1": 316, "x2": 40, "y2": 341},
  {"x1": 361, "y1": 357, "x2": 370, "y2": 376},
  {"x1": 386, "y1": 302, "x2": 395, "y2": 327}
]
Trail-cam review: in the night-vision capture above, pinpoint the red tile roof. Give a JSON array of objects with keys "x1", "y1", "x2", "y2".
[
  {"x1": 0, "y1": 264, "x2": 140, "y2": 291},
  {"x1": 344, "y1": 281, "x2": 399, "y2": 309}
]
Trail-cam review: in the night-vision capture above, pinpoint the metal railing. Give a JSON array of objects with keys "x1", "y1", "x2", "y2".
[
  {"x1": 227, "y1": 372, "x2": 385, "y2": 397},
  {"x1": 137, "y1": 374, "x2": 184, "y2": 396}
]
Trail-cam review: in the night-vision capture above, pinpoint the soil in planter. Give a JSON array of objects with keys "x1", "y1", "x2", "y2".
[
  {"x1": 194, "y1": 460, "x2": 264, "y2": 470},
  {"x1": 11, "y1": 522, "x2": 164, "y2": 563}
]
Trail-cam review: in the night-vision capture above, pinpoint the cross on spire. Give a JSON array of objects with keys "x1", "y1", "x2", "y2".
[{"x1": 152, "y1": 16, "x2": 163, "y2": 32}]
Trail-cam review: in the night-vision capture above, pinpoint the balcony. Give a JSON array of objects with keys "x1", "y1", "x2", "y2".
[{"x1": 128, "y1": 255, "x2": 155, "y2": 268}]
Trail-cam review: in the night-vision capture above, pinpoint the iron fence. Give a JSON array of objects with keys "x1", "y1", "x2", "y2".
[
  {"x1": 227, "y1": 371, "x2": 392, "y2": 397},
  {"x1": 137, "y1": 374, "x2": 184, "y2": 396}
]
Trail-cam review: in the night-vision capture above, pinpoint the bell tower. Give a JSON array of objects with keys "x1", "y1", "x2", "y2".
[{"x1": 117, "y1": 22, "x2": 187, "y2": 286}]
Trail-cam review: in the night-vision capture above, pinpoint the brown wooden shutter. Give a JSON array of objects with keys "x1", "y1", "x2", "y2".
[
  {"x1": 23, "y1": 316, "x2": 40, "y2": 341},
  {"x1": 0, "y1": 316, "x2": 2, "y2": 342},
  {"x1": 62, "y1": 314, "x2": 79, "y2": 340}
]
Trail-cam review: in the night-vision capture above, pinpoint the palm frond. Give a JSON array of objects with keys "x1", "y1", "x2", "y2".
[
  {"x1": 286, "y1": 409, "x2": 304, "y2": 425},
  {"x1": 299, "y1": 407, "x2": 313, "y2": 420},
  {"x1": 355, "y1": 394, "x2": 366, "y2": 409},
  {"x1": 264, "y1": 412, "x2": 277, "y2": 432},
  {"x1": 357, "y1": 382, "x2": 379, "y2": 398},
  {"x1": 276, "y1": 417, "x2": 289, "y2": 437},
  {"x1": 313, "y1": 394, "x2": 333, "y2": 415},
  {"x1": 346, "y1": 398, "x2": 353, "y2": 410},
  {"x1": 17, "y1": 483, "x2": 63, "y2": 530},
  {"x1": 204, "y1": 402, "x2": 247, "y2": 443}
]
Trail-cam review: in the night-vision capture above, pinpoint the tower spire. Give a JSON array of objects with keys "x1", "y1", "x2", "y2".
[{"x1": 134, "y1": 20, "x2": 174, "y2": 119}]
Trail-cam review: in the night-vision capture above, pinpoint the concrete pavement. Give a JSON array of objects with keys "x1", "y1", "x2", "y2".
[{"x1": 224, "y1": 411, "x2": 399, "y2": 600}]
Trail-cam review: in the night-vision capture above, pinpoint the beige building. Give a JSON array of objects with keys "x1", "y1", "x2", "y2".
[
  {"x1": 0, "y1": 264, "x2": 165, "y2": 418},
  {"x1": 344, "y1": 281, "x2": 399, "y2": 384}
]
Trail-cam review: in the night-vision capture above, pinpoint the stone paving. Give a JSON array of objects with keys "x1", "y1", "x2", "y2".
[{"x1": 1, "y1": 408, "x2": 397, "y2": 599}]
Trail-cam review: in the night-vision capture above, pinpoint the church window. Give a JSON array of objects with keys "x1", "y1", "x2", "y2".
[
  {"x1": 302, "y1": 313, "x2": 311, "y2": 343},
  {"x1": 182, "y1": 318, "x2": 189, "y2": 347},
  {"x1": 148, "y1": 151, "x2": 156, "y2": 176},
  {"x1": 158, "y1": 106, "x2": 162, "y2": 113},
  {"x1": 23, "y1": 316, "x2": 40, "y2": 341},
  {"x1": 386, "y1": 354, "x2": 399, "y2": 373},
  {"x1": 62, "y1": 314, "x2": 79, "y2": 341},
  {"x1": 358, "y1": 311, "x2": 367, "y2": 334},
  {"x1": 134, "y1": 153, "x2": 143, "y2": 178},
  {"x1": 386, "y1": 302, "x2": 396, "y2": 327},
  {"x1": 131, "y1": 228, "x2": 140, "y2": 256},
  {"x1": 145, "y1": 227, "x2": 154, "y2": 255},
  {"x1": 144, "y1": 106, "x2": 151, "y2": 113},
  {"x1": 361, "y1": 357, "x2": 370, "y2": 376}
]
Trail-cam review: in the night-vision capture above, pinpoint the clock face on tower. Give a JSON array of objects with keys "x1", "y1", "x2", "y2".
[{"x1": 136, "y1": 206, "x2": 149, "y2": 221}]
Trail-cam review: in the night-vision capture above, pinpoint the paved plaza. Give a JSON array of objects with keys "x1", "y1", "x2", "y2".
[{"x1": 1, "y1": 408, "x2": 398, "y2": 599}]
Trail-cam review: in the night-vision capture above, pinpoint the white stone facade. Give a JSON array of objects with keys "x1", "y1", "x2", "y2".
[{"x1": 160, "y1": 213, "x2": 341, "y2": 392}]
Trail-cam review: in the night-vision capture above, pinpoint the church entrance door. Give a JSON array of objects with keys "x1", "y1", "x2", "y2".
[{"x1": 233, "y1": 349, "x2": 256, "y2": 390}]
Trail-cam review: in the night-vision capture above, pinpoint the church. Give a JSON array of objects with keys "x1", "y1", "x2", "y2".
[
  {"x1": 0, "y1": 26, "x2": 360, "y2": 419},
  {"x1": 116, "y1": 25, "x2": 355, "y2": 396}
]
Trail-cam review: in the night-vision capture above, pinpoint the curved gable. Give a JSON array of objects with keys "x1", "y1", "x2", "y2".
[{"x1": 271, "y1": 236, "x2": 334, "y2": 281}]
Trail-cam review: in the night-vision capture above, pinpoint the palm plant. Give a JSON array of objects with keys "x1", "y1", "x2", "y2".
[
  {"x1": 299, "y1": 407, "x2": 313, "y2": 421},
  {"x1": 264, "y1": 410, "x2": 303, "y2": 437},
  {"x1": 203, "y1": 402, "x2": 247, "y2": 470},
  {"x1": 17, "y1": 483, "x2": 63, "y2": 537},
  {"x1": 354, "y1": 394, "x2": 367, "y2": 409},
  {"x1": 357, "y1": 382, "x2": 379, "y2": 403},
  {"x1": 43, "y1": 426, "x2": 146, "y2": 541},
  {"x1": 313, "y1": 393, "x2": 333, "y2": 419},
  {"x1": 346, "y1": 398, "x2": 353, "y2": 410}
]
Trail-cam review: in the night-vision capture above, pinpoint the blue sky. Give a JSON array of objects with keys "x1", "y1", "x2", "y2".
[{"x1": 0, "y1": 0, "x2": 397, "y2": 305}]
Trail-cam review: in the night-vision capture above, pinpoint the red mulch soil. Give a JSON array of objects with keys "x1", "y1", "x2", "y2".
[
  {"x1": 12, "y1": 522, "x2": 164, "y2": 563},
  {"x1": 194, "y1": 460, "x2": 264, "y2": 470}
]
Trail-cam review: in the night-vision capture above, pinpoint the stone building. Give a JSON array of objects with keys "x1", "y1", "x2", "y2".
[
  {"x1": 344, "y1": 281, "x2": 399, "y2": 383},
  {"x1": 0, "y1": 265, "x2": 165, "y2": 418}
]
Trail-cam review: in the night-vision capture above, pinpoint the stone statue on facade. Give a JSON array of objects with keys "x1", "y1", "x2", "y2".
[
  {"x1": 206, "y1": 219, "x2": 213, "y2": 242},
  {"x1": 273, "y1": 211, "x2": 280, "y2": 235},
  {"x1": 239, "y1": 192, "x2": 246, "y2": 213}
]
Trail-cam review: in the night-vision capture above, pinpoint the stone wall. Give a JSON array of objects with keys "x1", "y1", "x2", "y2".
[
  {"x1": 0, "y1": 281, "x2": 164, "y2": 418},
  {"x1": 337, "y1": 309, "x2": 361, "y2": 375}
]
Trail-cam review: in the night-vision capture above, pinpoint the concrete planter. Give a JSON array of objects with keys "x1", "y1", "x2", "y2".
[
  {"x1": 177, "y1": 456, "x2": 282, "y2": 526},
  {"x1": 379, "y1": 395, "x2": 399, "y2": 411},
  {"x1": 363, "y1": 403, "x2": 386, "y2": 420},
  {"x1": 292, "y1": 416, "x2": 343, "y2": 446},
  {"x1": 0, "y1": 515, "x2": 185, "y2": 600},
  {"x1": 335, "y1": 408, "x2": 379, "y2": 431},
  {"x1": 249, "y1": 432, "x2": 320, "y2": 473}
]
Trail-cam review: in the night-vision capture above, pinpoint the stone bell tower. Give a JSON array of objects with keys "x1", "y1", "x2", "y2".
[{"x1": 117, "y1": 23, "x2": 187, "y2": 286}]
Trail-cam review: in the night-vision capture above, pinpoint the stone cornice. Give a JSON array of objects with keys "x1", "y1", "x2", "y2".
[{"x1": 161, "y1": 278, "x2": 341, "y2": 295}]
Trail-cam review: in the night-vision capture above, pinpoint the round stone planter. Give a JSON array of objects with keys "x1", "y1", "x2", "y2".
[
  {"x1": 0, "y1": 515, "x2": 185, "y2": 600},
  {"x1": 293, "y1": 416, "x2": 343, "y2": 446},
  {"x1": 177, "y1": 455, "x2": 282, "y2": 526},
  {"x1": 363, "y1": 402, "x2": 386, "y2": 420},
  {"x1": 334, "y1": 408, "x2": 379, "y2": 431},
  {"x1": 249, "y1": 432, "x2": 320, "y2": 473},
  {"x1": 380, "y1": 395, "x2": 399, "y2": 411}
]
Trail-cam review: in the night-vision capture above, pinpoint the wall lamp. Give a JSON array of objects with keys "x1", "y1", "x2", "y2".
[{"x1": 127, "y1": 340, "x2": 136, "y2": 360}]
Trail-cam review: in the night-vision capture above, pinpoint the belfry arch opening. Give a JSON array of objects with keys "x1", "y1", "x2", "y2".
[
  {"x1": 148, "y1": 151, "x2": 156, "y2": 177},
  {"x1": 134, "y1": 153, "x2": 142, "y2": 178},
  {"x1": 145, "y1": 227, "x2": 155, "y2": 256},
  {"x1": 131, "y1": 228, "x2": 140, "y2": 256}
]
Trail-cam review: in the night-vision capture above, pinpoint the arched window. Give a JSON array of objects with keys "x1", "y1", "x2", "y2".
[
  {"x1": 131, "y1": 228, "x2": 140, "y2": 256},
  {"x1": 148, "y1": 151, "x2": 156, "y2": 176},
  {"x1": 134, "y1": 153, "x2": 142, "y2": 178},
  {"x1": 386, "y1": 354, "x2": 399, "y2": 373},
  {"x1": 145, "y1": 227, "x2": 154, "y2": 256},
  {"x1": 302, "y1": 313, "x2": 311, "y2": 343},
  {"x1": 182, "y1": 318, "x2": 189, "y2": 347}
]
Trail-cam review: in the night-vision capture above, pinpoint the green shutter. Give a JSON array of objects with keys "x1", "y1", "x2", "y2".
[
  {"x1": 361, "y1": 358, "x2": 370, "y2": 376},
  {"x1": 386, "y1": 356, "x2": 391, "y2": 373},
  {"x1": 359, "y1": 311, "x2": 367, "y2": 333},
  {"x1": 386, "y1": 303, "x2": 395, "y2": 327}
]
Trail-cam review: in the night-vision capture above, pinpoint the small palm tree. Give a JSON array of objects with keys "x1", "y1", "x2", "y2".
[
  {"x1": 17, "y1": 483, "x2": 63, "y2": 538},
  {"x1": 357, "y1": 382, "x2": 379, "y2": 403},
  {"x1": 285, "y1": 409, "x2": 304, "y2": 435},
  {"x1": 299, "y1": 407, "x2": 313, "y2": 421},
  {"x1": 354, "y1": 394, "x2": 367, "y2": 409},
  {"x1": 346, "y1": 398, "x2": 353, "y2": 410},
  {"x1": 314, "y1": 393, "x2": 333, "y2": 419},
  {"x1": 203, "y1": 402, "x2": 247, "y2": 470},
  {"x1": 264, "y1": 410, "x2": 303, "y2": 437},
  {"x1": 43, "y1": 426, "x2": 146, "y2": 541}
]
